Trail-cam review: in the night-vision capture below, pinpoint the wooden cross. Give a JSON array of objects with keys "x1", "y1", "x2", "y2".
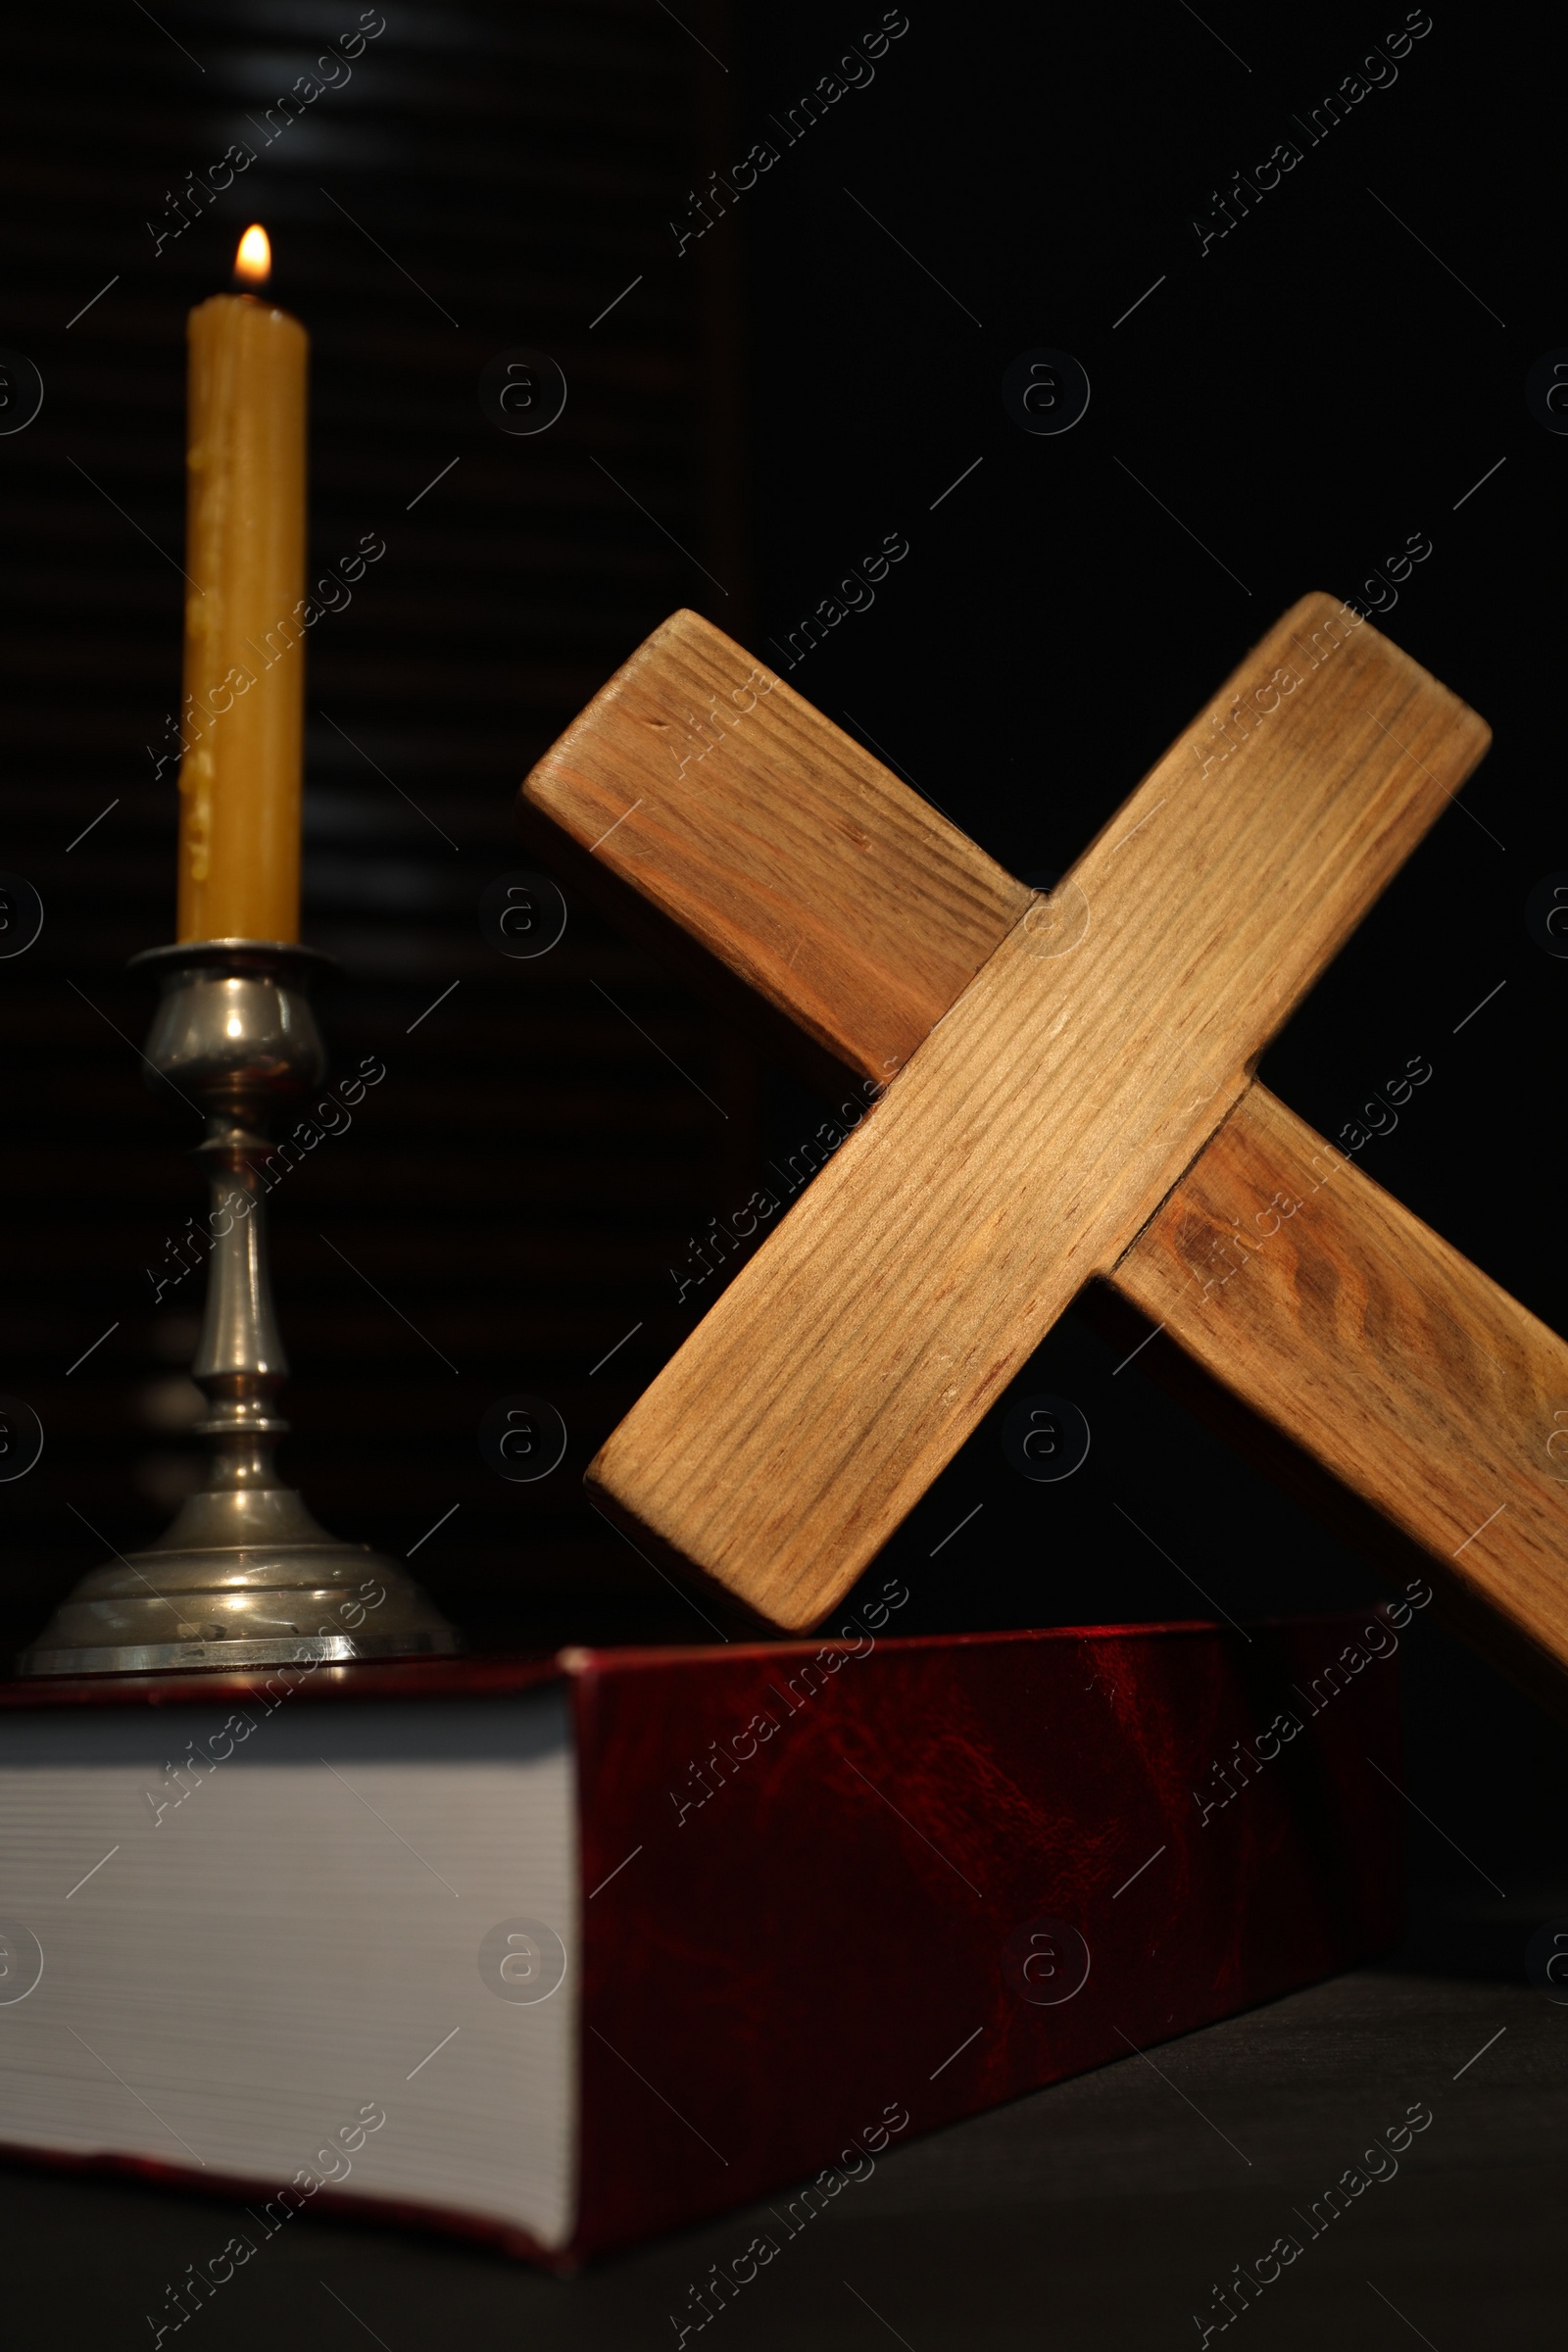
[{"x1": 519, "y1": 595, "x2": 1568, "y2": 1706}]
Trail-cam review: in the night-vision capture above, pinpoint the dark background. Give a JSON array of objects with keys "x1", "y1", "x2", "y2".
[{"x1": 2, "y1": 1, "x2": 1565, "y2": 2341}]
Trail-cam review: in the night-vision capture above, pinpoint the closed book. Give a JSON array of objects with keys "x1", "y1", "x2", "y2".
[{"x1": 0, "y1": 1600, "x2": 1404, "y2": 2271}]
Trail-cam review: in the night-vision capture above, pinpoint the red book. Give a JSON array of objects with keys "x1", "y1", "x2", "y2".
[{"x1": 0, "y1": 1592, "x2": 1410, "y2": 2281}]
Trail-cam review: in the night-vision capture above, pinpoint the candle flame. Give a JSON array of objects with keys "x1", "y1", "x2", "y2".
[{"x1": 234, "y1": 224, "x2": 271, "y2": 285}]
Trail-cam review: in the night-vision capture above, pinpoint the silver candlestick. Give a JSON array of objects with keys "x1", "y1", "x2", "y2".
[{"x1": 21, "y1": 941, "x2": 460, "y2": 1675}]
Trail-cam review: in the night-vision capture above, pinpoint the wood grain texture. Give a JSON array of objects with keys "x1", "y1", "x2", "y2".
[
  {"x1": 585, "y1": 595, "x2": 1492, "y2": 1630},
  {"x1": 1113, "y1": 1081, "x2": 1568, "y2": 1700},
  {"x1": 518, "y1": 609, "x2": 1031, "y2": 1089}
]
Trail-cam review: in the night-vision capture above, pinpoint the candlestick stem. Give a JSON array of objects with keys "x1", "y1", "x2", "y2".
[{"x1": 191, "y1": 1122, "x2": 290, "y2": 1480}]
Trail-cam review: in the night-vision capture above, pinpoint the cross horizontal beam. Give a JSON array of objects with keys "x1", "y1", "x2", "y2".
[{"x1": 1115, "y1": 1083, "x2": 1568, "y2": 1713}]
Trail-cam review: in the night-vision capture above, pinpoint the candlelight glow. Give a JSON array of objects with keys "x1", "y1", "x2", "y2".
[{"x1": 234, "y1": 224, "x2": 271, "y2": 285}]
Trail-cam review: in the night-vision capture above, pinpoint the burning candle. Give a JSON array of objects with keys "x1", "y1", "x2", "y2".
[{"x1": 174, "y1": 224, "x2": 308, "y2": 943}]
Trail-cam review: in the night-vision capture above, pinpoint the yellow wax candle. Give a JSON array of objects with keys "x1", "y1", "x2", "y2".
[{"x1": 175, "y1": 226, "x2": 308, "y2": 943}]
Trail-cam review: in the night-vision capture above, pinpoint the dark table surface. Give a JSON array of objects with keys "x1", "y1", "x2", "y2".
[{"x1": 5, "y1": 1891, "x2": 1561, "y2": 2352}]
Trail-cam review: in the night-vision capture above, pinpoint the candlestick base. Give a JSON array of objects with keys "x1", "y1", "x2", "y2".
[
  {"x1": 19, "y1": 1494, "x2": 454, "y2": 1678},
  {"x1": 18, "y1": 940, "x2": 461, "y2": 1677}
]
